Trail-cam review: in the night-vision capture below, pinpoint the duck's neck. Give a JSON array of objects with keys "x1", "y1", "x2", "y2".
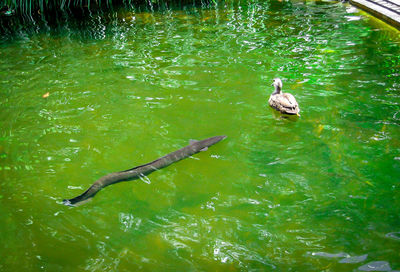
[{"x1": 273, "y1": 86, "x2": 281, "y2": 95}]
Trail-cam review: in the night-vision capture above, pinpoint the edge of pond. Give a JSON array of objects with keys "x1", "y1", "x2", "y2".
[{"x1": 350, "y1": 0, "x2": 400, "y2": 30}]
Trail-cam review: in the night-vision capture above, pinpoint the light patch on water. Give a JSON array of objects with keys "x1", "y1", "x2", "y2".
[
  {"x1": 311, "y1": 252, "x2": 349, "y2": 258},
  {"x1": 53, "y1": 211, "x2": 63, "y2": 216},
  {"x1": 345, "y1": 15, "x2": 362, "y2": 21},
  {"x1": 370, "y1": 131, "x2": 390, "y2": 141},
  {"x1": 339, "y1": 254, "x2": 368, "y2": 264},
  {"x1": 26, "y1": 218, "x2": 34, "y2": 226},
  {"x1": 139, "y1": 173, "x2": 151, "y2": 184},
  {"x1": 119, "y1": 213, "x2": 142, "y2": 232},
  {"x1": 358, "y1": 261, "x2": 391, "y2": 271},
  {"x1": 385, "y1": 232, "x2": 400, "y2": 241},
  {"x1": 203, "y1": 201, "x2": 215, "y2": 211},
  {"x1": 67, "y1": 185, "x2": 83, "y2": 190}
]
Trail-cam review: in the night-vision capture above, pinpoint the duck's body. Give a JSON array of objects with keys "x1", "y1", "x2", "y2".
[{"x1": 268, "y1": 78, "x2": 300, "y2": 116}]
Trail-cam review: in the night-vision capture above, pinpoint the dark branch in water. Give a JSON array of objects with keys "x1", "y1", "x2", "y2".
[{"x1": 63, "y1": 135, "x2": 226, "y2": 206}]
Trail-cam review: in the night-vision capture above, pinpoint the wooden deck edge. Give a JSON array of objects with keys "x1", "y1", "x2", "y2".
[{"x1": 350, "y1": 0, "x2": 400, "y2": 30}]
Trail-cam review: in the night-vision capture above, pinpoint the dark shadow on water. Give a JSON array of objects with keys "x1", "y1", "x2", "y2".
[
  {"x1": 0, "y1": 0, "x2": 218, "y2": 42},
  {"x1": 269, "y1": 106, "x2": 301, "y2": 122}
]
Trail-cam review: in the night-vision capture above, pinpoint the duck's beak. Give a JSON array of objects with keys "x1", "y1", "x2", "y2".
[{"x1": 296, "y1": 113, "x2": 301, "y2": 117}]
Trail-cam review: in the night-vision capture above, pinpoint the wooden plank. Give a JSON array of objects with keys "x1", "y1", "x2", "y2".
[{"x1": 350, "y1": 0, "x2": 400, "y2": 30}]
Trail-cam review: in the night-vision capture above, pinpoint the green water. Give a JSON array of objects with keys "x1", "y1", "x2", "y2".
[{"x1": 1, "y1": 0, "x2": 400, "y2": 270}]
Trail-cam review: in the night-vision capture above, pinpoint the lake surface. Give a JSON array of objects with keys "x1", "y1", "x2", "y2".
[{"x1": 1, "y1": 0, "x2": 400, "y2": 270}]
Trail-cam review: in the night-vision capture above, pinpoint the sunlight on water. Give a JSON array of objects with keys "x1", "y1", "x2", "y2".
[{"x1": 0, "y1": 0, "x2": 400, "y2": 270}]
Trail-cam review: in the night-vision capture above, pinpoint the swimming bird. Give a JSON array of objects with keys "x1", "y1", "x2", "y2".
[
  {"x1": 63, "y1": 135, "x2": 226, "y2": 206},
  {"x1": 268, "y1": 78, "x2": 300, "y2": 116}
]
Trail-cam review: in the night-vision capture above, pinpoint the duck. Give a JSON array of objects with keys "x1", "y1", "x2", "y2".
[{"x1": 268, "y1": 78, "x2": 300, "y2": 116}]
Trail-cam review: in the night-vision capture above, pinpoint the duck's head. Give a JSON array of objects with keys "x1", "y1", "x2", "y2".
[{"x1": 272, "y1": 78, "x2": 282, "y2": 94}]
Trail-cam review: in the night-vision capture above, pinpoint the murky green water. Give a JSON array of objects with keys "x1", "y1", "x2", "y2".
[{"x1": 1, "y1": 0, "x2": 400, "y2": 270}]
